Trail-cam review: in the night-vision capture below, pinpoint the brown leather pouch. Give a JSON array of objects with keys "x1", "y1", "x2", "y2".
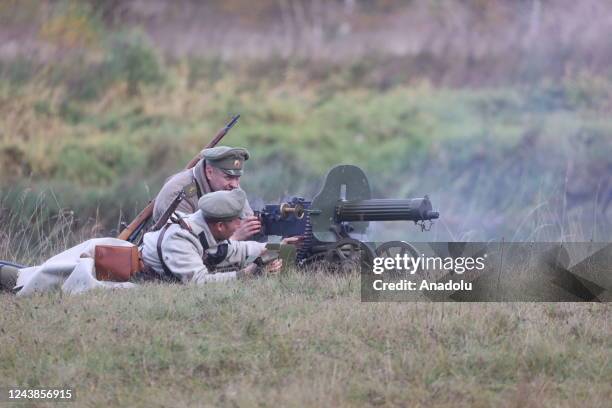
[{"x1": 94, "y1": 245, "x2": 141, "y2": 282}]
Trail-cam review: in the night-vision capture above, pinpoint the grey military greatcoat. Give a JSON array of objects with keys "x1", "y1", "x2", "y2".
[{"x1": 141, "y1": 210, "x2": 265, "y2": 283}]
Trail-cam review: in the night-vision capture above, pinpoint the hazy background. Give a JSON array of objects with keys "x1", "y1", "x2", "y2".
[{"x1": 1, "y1": 0, "x2": 611, "y2": 262}]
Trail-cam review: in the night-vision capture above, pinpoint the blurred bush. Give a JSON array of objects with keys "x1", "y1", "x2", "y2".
[
  {"x1": 49, "y1": 31, "x2": 165, "y2": 101},
  {"x1": 54, "y1": 138, "x2": 145, "y2": 186},
  {"x1": 105, "y1": 32, "x2": 165, "y2": 96},
  {"x1": 0, "y1": 57, "x2": 39, "y2": 86},
  {"x1": 0, "y1": 144, "x2": 31, "y2": 180},
  {"x1": 39, "y1": 1, "x2": 101, "y2": 48}
]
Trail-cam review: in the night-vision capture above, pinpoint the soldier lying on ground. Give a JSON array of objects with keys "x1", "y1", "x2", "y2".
[
  {"x1": 142, "y1": 189, "x2": 285, "y2": 283},
  {"x1": 153, "y1": 145, "x2": 261, "y2": 241},
  {"x1": 0, "y1": 190, "x2": 294, "y2": 295}
]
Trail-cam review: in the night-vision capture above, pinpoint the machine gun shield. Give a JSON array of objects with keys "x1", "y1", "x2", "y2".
[{"x1": 310, "y1": 164, "x2": 372, "y2": 242}]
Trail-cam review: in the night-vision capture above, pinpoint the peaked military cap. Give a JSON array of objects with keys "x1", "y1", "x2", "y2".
[
  {"x1": 201, "y1": 146, "x2": 250, "y2": 176},
  {"x1": 198, "y1": 189, "x2": 246, "y2": 221}
]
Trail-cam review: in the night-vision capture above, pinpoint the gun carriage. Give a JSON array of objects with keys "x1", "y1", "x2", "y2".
[{"x1": 254, "y1": 165, "x2": 439, "y2": 271}]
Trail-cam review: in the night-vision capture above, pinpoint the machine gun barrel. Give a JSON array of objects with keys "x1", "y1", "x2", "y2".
[{"x1": 335, "y1": 198, "x2": 439, "y2": 222}]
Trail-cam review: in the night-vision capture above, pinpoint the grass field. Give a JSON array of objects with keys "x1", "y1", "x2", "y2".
[{"x1": 1, "y1": 271, "x2": 610, "y2": 407}]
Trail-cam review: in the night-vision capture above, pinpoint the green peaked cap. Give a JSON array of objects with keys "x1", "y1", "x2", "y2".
[{"x1": 201, "y1": 146, "x2": 250, "y2": 176}]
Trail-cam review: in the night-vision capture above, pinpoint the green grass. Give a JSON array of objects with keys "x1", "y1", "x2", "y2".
[{"x1": 1, "y1": 272, "x2": 610, "y2": 406}]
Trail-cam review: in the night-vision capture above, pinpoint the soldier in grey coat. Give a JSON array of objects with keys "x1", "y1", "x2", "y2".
[
  {"x1": 153, "y1": 146, "x2": 261, "y2": 241},
  {"x1": 142, "y1": 189, "x2": 281, "y2": 283},
  {"x1": 0, "y1": 190, "x2": 278, "y2": 294}
]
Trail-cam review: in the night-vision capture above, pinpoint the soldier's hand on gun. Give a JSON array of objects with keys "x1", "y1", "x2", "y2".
[
  {"x1": 240, "y1": 258, "x2": 282, "y2": 278},
  {"x1": 231, "y1": 216, "x2": 262, "y2": 240},
  {"x1": 281, "y1": 236, "x2": 304, "y2": 247},
  {"x1": 263, "y1": 259, "x2": 282, "y2": 275}
]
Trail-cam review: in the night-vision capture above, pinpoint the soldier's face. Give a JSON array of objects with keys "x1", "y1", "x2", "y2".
[
  {"x1": 212, "y1": 218, "x2": 241, "y2": 240},
  {"x1": 205, "y1": 165, "x2": 241, "y2": 191}
]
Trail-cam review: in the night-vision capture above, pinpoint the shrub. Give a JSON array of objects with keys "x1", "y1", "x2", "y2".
[
  {"x1": 54, "y1": 139, "x2": 144, "y2": 186},
  {"x1": 105, "y1": 31, "x2": 165, "y2": 96},
  {"x1": 0, "y1": 57, "x2": 39, "y2": 86}
]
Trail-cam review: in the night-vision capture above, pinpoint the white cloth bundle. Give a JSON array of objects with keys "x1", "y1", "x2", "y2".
[{"x1": 16, "y1": 238, "x2": 137, "y2": 296}]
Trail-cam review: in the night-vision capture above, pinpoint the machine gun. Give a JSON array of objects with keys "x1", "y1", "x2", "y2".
[{"x1": 254, "y1": 165, "x2": 439, "y2": 270}]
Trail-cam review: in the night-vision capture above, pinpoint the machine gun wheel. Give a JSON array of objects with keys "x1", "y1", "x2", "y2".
[
  {"x1": 375, "y1": 241, "x2": 421, "y2": 277},
  {"x1": 323, "y1": 238, "x2": 375, "y2": 274},
  {"x1": 375, "y1": 241, "x2": 419, "y2": 258}
]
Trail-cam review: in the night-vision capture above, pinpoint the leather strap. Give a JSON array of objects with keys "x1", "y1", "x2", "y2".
[
  {"x1": 197, "y1": 232, "x2": 228, "y2": 268},
  {"x1": 194, "y1": 177, "x2": 202, "y2": 198},
  {"x1": 156, "y1": 224, "x2": 179, "y2": 281},
  {"x1": 156, "y1": 219, "x2": 229, "y2": 276},
  {"x1": 133, "y1": 263, "x2": 178, "y2": 283}
]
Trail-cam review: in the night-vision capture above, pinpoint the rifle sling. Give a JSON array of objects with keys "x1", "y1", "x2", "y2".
[
  {"x1": 194, "y1": 178, "x2": 202, "y2": 198},
  {"x1": 156, "y1": 224, "x2": 179, "y2": 281},
  {"x1": 156, "y1": 222, "x2": 229, "y2": 278},
  {"x1": 197, "y1": 232, "x2": 228, "y2": 268}
]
